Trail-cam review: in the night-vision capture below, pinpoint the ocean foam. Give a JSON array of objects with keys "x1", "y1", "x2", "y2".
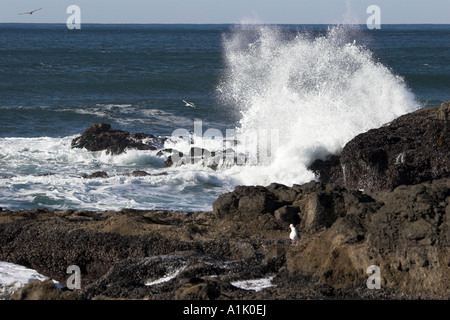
[
  {"x1": 0, "y1": 135, "x2": 234, "y2": 211},
  {"x1": 0, "y1": 261, "x2": 48, "y2": 286},
  {"x1": 231, "y1": 276, "x2": 275, "y2": 292},
  {"x1": 145, "y1": 264, "x2": 187, "y2": 286},
  {"x1": 219, "y1": 24, "x2": 419, "y2": 186}
]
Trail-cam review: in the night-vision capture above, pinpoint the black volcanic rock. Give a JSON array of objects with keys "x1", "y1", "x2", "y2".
[
  {"x1": 71, "y1": 123, "x2": 165, "y2": 155},
  {"x1": 213, "y1": 185, "x2": 287, "y2": 220},
  {"x1": 2, "y1": 104, "x2": 450, "y2": 300},
  {"x1": 82, "y1": 171, "x2": 109, "y2": 179},
  {"x1": 0, "y1": 177, "x2": 449, "y2": 299},
  {"x1": 309, "y1": 104, "x2": 450, "y2": 190}
]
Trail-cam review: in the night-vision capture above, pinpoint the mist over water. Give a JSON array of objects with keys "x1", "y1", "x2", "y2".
[{"x1": 219, "y1": 24, "x2": 419, "y2": 186}]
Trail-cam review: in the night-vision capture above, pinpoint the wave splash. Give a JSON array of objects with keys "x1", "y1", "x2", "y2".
[{"x1": 219, "y1": 24, "x2": 419, "y2": 186}]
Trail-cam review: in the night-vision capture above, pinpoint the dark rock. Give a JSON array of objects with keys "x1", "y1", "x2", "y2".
[
  {"x1": 82, "y1": 171, "x2": 108, "y2": 179},
  {"x1": 263, "y1": 247, "x2": 288, "y2": 271},
  {"x1": 163, "y1": 156, "x2": 174, "y2": 168},
  {"x1": 71, "y1": 123, "x2": 164, "y2": 155},
  {"x1": 266, "y1": 183, "x2": 299, "y2": 202},
  {"x1": 129, "y1": 170, "x2": 150, "y2": 177},
  {"x1": 130, "y1": 170, "x2": 168, "y2": 177},
  {"x1": 294, "y1": 180, "x2": 326, "y2": 194},
  {"x1": 175, "y1": 277, "x2": 236, "y2": 300},
  {"x1": 329, "y1": 214, "x2": 366, "y2": 244},
  {"x1": 0, "y1": 177, "x2": 449, "y2": 299},
  {"x1": 295, "y1": 190, "x2": 345, "y2": 232},
  {"x1": 213, "y1": 185, "x2": 286, "y2": 220},
  {"x1": 309, "y1": 105, "x2": 450, "y2": 190},
  {"x1": 274, "y1": 205, "x2": 300, "y2": 226},
  {"x1": 235, "y1": 186, "x2": 283, "y2": 215},
  {"x1": 308, "y1": 155, "x2": 341, "y2": 184},
  {"x1": 212, "y1": 193, "x2": 239, "y2": 218}
]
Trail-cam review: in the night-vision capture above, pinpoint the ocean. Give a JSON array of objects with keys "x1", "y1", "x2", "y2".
[{"x1": 0, "y1": 23, "x2": 449, "y2": 212}]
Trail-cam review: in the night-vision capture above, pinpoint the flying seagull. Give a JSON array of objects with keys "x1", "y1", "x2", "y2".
[
  {"x1": 18, "y1": 8, "x2": 42, "y2": 15},
  {"x1": 289, "y1": 224, "x2": 300, "y2": 246},
  {"x1": 182, "y1": 99, "x2": 196, "y2": 109}
]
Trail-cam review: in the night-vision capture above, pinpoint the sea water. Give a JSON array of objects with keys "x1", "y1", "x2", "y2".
[{"x1": 0, "y1": 23, "x2": 449, "y2": 212}]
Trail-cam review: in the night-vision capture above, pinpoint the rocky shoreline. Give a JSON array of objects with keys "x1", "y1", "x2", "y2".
[{"x1": 0, "y1": 104, "x2": 449, "y2": 300}]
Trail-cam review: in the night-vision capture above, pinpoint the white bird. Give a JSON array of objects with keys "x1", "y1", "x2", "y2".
[
  {"x1": 182, "y1": 99, "x2": 196, "y2": 109},
  {"x1": 289, "y1": 224, "x2": 300, "y2": 245},
  {"x1": 18, "y1": 8, "x2": 42, "y2": 15}
]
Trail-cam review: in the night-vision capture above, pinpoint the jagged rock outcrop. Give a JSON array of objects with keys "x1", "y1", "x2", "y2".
[
  {"x1": 309, "y1": 105, "x2": 450, "y2": 190},
  {"x1": 213, "y1": 178, "x2": 450, "y2": 298},
  {"x1": 71, "y1": 123, "x2": 165, "y2": 155},
  {"x1": 1, "y1": 176, "x2": 447, "y2": 300},
  {"x1": 1, "y1": 106, "x2": 450, "y2": 300}
]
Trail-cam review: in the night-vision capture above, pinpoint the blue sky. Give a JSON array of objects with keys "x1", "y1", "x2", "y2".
[{"x1": 1, "y1": 0, "x2": 449, "y2": 24}]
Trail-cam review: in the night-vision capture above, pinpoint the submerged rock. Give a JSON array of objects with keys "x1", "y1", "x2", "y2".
[{"x1": 82, "y1": 171, "x2": 109, "y2": 179}]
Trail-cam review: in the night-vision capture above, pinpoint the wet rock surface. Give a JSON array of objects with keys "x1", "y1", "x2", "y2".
[
  {"x1": 1, "y1": 107, "x2": 449, "y2": 300},
  {"x1": 0, "y1": 177, "x2": 448, "y2": 300},
  {"x1": 310, "y1": 105, "x2": 450, "y2": 190},
  {"x1": 71, "y1": 123, "x2": 165, "y2": 155}
]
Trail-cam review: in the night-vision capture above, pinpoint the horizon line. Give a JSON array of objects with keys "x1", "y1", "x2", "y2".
[{"x1": 1, "y1": 22, "x2": 449, "y2": 25}]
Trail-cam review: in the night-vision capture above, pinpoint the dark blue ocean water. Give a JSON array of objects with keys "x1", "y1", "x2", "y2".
[
  {"x1": 0, "y1": 24, "x2": 233, "y2": 137},
  {"x1": 0, "y1": 23, "x2": 449, "y2": 211},
  {"x1": 0, "y1": 24, "x2": 449, "y2": 138}
]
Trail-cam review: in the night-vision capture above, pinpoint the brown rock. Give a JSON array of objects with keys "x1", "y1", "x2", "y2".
[
  {"x1": 175, "y1": 278, "x2": 221, "y2": 300},
  {"x1": 296, "y1": 191, "x2": 342, "y2": 232},
  {"x1": 274, "y1": 205, "x2": 300, "y2": 226},
  {"x1": 11, "y1": 279, "x2": 81, "y2": 300}
]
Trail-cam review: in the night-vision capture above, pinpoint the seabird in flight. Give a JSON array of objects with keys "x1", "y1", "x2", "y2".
[
  {"x1": 18, "y1": 8, "x2": 42, "y2": 15},
  {"x1": 182, "y1": 99, "x2": 196, "y2": 109}
]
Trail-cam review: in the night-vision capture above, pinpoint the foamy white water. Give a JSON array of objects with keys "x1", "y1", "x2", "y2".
[
  {"x1": 0, "y1": 24, "x2": 421, "y2": 212},
  {"x1": 0, "y1": 135, "x2": 236, "y2": 211},
  {"x1": 0, "y1": 261, "x2": 48, "y2": 286},
  {"x1": 0, "y1": 261, "x2": 63, "y2": 299},
  {"x1": 231, "y1": 276, "x2": 276, "y2": 292},
  {"x1": 219, "y1": 24, "x2": 419, "y2": 186}
]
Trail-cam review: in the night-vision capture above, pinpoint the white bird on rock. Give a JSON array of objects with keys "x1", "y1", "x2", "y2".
[{"x1": 289, "y1": 224, "x2": 300, "y2": 245}]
